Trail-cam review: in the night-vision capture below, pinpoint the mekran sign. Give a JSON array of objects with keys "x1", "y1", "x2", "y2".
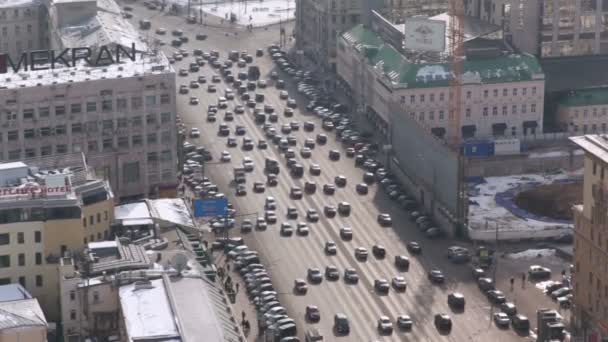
[{"x1": 0, "y1": 43, "x2": 137, "y2": 74}]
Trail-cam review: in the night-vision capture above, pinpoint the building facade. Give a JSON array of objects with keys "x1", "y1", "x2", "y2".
[
  {"x1": 0, "y1": 0, "x2": 49, "y2": 60},
  {"x1": 569, "y1": 134, "x2": 608, "y2": 341},
  {"x1": 0, "y1": 155, "x2": 114, "y2": 321},
  {"x1": 557, "y1": 88, "x2": 608, "y2": 134},
  {"x1": 337, "y1": 24, "x2": 545, "y2": 140},
  {"x1": 0, "y1": 52, "x2": 177, "y2": 200},
  {"x1": 465, "y1": 0, "x2": 608, "y2": 58}
]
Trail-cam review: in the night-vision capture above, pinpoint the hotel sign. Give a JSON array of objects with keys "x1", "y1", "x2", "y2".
[
  {"x1": 0, "y1": 43, "x2": 137, "y2": 74},
  {"x1": 0, "y1": 185, "x2": 72, "y2": 196}
]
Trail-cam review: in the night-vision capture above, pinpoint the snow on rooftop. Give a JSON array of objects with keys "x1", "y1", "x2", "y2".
[
  {"x1": 199, "y1": 0, "x2": 295, "y2": 27},
  {"x1": 416, "y1": 65, "x2": 449, "y2": 79},
  {"x1": 115, "y1": 202, "x2": 152, "y2": 221},
  {"x1": 150, "y1": 198, "x2": 194, "y2": 228},
  {"x1": 88, "y1": 240, "x2": 118, "y2": 250},
  {"x1": 0, "y1": 284, "x2": 31, "y2": 302},
  {"x1": 0, "y1": 162, "x2": 28, "y2": 171},
  {"x1": 0, "y1": 0, "x2": 40, "y2": 8},
  {"x1": 119, "y1": 278, "x2": 180, "y2": 340}
]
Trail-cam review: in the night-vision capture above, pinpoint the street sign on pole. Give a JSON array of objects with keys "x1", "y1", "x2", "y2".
[{"x1": 193, "y1": 198, "x2": 228, "y2": 217}]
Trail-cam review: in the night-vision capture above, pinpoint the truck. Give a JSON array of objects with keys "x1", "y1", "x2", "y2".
[{"x1": 234, "y1": 167, "x2": 246, "y2": 184}]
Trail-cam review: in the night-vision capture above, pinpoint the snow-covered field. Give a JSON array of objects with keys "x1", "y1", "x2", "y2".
[
  {"x1": 467, "y1": 170, "x2": 581, "y2": 241},
  {"x1": 201, "y1": 0, "x2": 294, "y2": 26},
  {"x1": 505, "y1": 248, "x2": 556, "y2": 259}
]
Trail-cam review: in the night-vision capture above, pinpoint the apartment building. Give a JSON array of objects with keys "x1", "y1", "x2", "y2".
[
  {"x1": 337, "y1": 24, "x2": 545, "y2": 140},
  {"x1": 569, "y1": 134, "x2": 608, "y2": 341},
  {"x1": 0, "y1": 283, "x2": 47, "y2": 342},
  {"x1": 465, "y1": 0, "x2": 608, "y2": 57},
  {"x1": 557, "y1": 88, "x2": 608, "y2": 134},
  {"x1": 0, "y1": 155, "x2": 114, "y2": 321},
  {"x1": 0, "y1": 51, "x2": 177, "y2": 200},
  {"x1": 0, "y1": 0, "x2": 48, "y2": 60}
]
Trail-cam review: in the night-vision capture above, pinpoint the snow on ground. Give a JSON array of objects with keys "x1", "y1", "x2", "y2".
[
  {"x1": 528, "y1": 149, "x2": 584, "y2": 159},
  {"x1": 505, "y1": 248, "x2": 556, "y2": 259},
  {"x1": 467, "y1": 170, "x2": 581, "y2": 241},
  {"x1": 200, "y1": 0, "x2": 294, "y2": 27},
  {"x1": 150, "y1": 198, "x2": 195, "y2": 228}
]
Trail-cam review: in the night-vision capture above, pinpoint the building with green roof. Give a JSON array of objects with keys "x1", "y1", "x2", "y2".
[
  {"x1": 337, "y1": 23, "x2": 546, "y2": 140},
  {"x1": 556, "y1": 88, "x2": 608, "y2": 134}
]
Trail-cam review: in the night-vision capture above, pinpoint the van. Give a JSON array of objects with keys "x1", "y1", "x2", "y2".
[
  {"x1": 334, "y1": 313, "x2": 349, "y2": 335},
  {"x1": 511, "y1": 314, "x2": 530, "y2": 331}
]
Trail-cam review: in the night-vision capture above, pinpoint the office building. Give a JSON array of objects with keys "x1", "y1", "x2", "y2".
[
  {"x1": 0, "y1": 283, "x2": 47, "y2": 342},
  {"x1": 0, "y1": 154, "x2": 114, "y2": 321},
  {"x1": 0, "y1": 0, "x2": 49, "y2": 60},
  {"x1": 569, "y1": 134, "x2": 608, "y2": 341}
]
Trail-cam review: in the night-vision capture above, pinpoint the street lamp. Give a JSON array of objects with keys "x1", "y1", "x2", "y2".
[{"x1": 418, "y1": 153, "x2": 437, "y2": 214}]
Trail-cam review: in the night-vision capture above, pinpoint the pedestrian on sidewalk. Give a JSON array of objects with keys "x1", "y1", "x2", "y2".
[
  {"x1": 521, "y1": 272, "x2": 526, "y2": 288},
  {"x1": 510, "y1": 277, "x2": 515, "y2": 291},
  {"x1": 242, "y1": 310, "x2": 246, "y2": 321},
  {"x1": 235, "y1": 283, "x2": 240, "y2": 293},
  {"x1": 226, "y1": 263, "x2": 230, "y2": 272}
]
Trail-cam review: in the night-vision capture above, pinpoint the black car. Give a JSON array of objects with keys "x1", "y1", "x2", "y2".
[
  {"x1": 394, "y1": 255, "x2": 410, "y2": 271},
  {"x1": 428, "y1": 270, "x2": 445, "y2": 283},
  {"x1": 448, "y1": 293, "x2": 466, "y2": 310},
  {"x1": 323, "y1": 184, "x2": 336, "y2": 195},
  {"x1": 486, "y1": 290, "x2": 507, "y2": 304},
  {"x1": 356, "y1": 183, "x2": 368, "y2": 195},
  {"x1": 328, "y1": 150, "x2": 340, "y2": 161},
  {"x1": 316, "y1": 134, "x2": 328, "y2": 145},
  {"x1": 372, "y1": 245, "x2": 386, "y2": 258},
  {"x1": 434, "y1": 314, "x2": 452, "y2": 331},
  {"x1": 334, "y1": 175, "x2": 347, "y2": 187}
]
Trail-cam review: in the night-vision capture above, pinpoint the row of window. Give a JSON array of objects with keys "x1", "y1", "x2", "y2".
[
  {"x1": 4, "y1": 95, "x2": 172, "y2": 122},
  {"x1": 1, "y1": 113, "x2": 172, "y2": 141},
  {"x1": 0, "y1": 275, "x2": 43, "y2": 289},
  {"x1": 0, "y1": 253, "x2": 43, "y2": 268},
  {"x1": 572, "y1": 107, "x2": 608, "y2": 118},
  {"x1": 409, "y1": 104, "x2": 538, "y2": 121},
  {"x1": 0, "y1": 24, "x2": 33, "y2": 37},
  {"x1": 82, "y1": 211, "x2": 109, "y2": 228},
  {"x1": 400, "y1": 86, "x2": 539, "y2": 105},
  {"x1": 0, "y1": 207, "x2": 81, "y2": 224},
  {"x1": 0, "y1": 231, "x2": 42, "y2": 245},
  {"x1": 0, "y1": 8, "x2": 35, "y2": 19},
  {"x1": 0, "y1": 40, "x2": 34, "y2": 53},
  {"x1": 571, "y1": 123, "x2": 608, "y2": 133}
]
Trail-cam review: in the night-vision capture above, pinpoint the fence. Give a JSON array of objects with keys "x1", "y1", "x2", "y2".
[{"x1": 466, "y1": 152, "x2": 584, "y2": 177}]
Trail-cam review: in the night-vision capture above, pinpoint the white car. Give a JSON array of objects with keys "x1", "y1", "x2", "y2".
[
  {"x1": 279, "y1": 90, "x2": 289, "y2": 99},
  {"x1": 220, "y1": 151, "x2": 231, "y2": 162},
  {"x1": 156, "y1": 27, "x2": 166, "y2": 35},
  {"x1": 493, "y1": 312, "x2": 510, "y2": 327},
  {"x1": 242, "y1": 157, "x2": 254, "y2": 171},
  {"x1": 189, "y1": 97, "x2": 199, "y2": 105},
  {"x1": 189, "y1": 128, "x2": 200, "y2": 138}
]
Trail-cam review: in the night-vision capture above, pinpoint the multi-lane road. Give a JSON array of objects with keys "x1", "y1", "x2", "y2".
[{"x1": 122, "y1": 3, "x2": 550, "y2": 340}]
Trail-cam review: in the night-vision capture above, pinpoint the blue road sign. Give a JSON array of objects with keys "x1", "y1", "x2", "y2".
[{"x1": 193, "y1": 198, "x2": 228, "y2": 217}]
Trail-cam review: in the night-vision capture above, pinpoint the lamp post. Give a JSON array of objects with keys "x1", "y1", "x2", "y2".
[{"x1": 418, "y1": 153, "x2": 437, "y2": 214}]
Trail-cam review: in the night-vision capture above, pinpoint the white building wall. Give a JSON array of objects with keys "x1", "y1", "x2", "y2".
[{"x1": 0, "y1": 1, "x2": 46, "y2": 60}]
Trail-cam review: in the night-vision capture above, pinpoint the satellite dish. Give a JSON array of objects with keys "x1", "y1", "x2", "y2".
[{"x1": 171, "y1": 253, "x2": 189, "y2": 274}]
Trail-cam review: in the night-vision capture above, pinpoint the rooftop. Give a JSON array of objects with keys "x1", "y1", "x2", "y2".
[
  {"x1": 116, "y1": 199, "x2": 196, "y2": 229},
  {"x1": 558, "y1": 88, "x2": 608, "y2": 107},
  {"x1": 542, "y1": 55, "x2": 608, "y2": 93},
  {"x1": 0, "y1": 284, "x2": 31, "y2": 302},
  {"x1": 570, "y1": 135, "x2": 608, "y2": 166},
  {"x1": 87, "y1": 238, "x2": 151, "y2": 275},
  {"x1": 0, "y1": 284, "x2": 46, "y2": 331},
  {"x1": 0, "y1": 0, "x2": 40, "y2": 8},
  {"x1": 341, "y1": 24, "x2": 543, "y2": 89}
]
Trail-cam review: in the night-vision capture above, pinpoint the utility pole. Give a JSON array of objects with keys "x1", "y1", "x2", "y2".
[
  {"x1": 188, "y1": 0, "x2": 191, "y2": 17},
  {"x1": 489, "y1": 221, "x2": 499, "y2": 322}
]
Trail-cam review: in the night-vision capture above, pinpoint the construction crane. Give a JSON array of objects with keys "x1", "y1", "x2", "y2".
[{"x1": 447, "y1": 0, "x2": 464, "y2": 148}]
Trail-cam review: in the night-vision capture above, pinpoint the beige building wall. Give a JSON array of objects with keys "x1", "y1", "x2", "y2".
[
  {"x1": 557, "y1": 104, "x2": 608, "y2": 134},
  {"x1": 0, "y1": 326, "x2": 47, "y2": 342}
]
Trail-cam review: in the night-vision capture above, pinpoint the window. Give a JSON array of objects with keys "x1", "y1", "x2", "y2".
[
  {"x1": 418, "y1": 112, "x2": 425, "y2": 121},
  {"x1": 101, "y1": 100, "x2": 112, "y2": 112},
  {"x1": 34, "y1": 231, "x2": 41, "y2": 243},
  {"x1": 18, "y1": 254, "x2": 25, "y2": 266},
  {"x1": 132, "y1": 135, "x2": 143, "y2": 147},
  {"x1": 465, "y1": 108, "x2": 471, "y2": 117},
  {"x1": 87, "y1": 141, "x2": 98, "y2": 153},
  {"x1": 70, "y1": 103, "x2": 81, "y2": 114},
  {"x1": 39, "y1": 106, "x2": 50, "y2": 117},
  {"x1": 40, "y1": 146, "x2": 51, "y2": 156},
  {"x1": 15, "y1": 25, "x2": 20, "y2": 35},
  {"x1": 93, "y1": 291, "x2": 100, "y2": 303},
  {"x1": 40, "y1": 127, "x2": 51, "y2": 136},
  {"x1": 55, "y1": 105, "x2": 66, "y2": 116},
  {"x1": 146, "y1": 114, "x2": 156, "y2": 125},
  {"x1": 55, "y1": 125, "x2": 66, "y2": 135},
  {"x1": 512, "y1": 88, "x2": 518, "y2": 96},
  {"x1": 0, "y1": 255, "x2": 10, "y2": 268},
  {"x1": 123, "y1": 162, "x2": 140, "y2": 183},
  {"x1": 502, "y1": 106, "x2": 508, "y2": 116},
  {"x1": 117, "y1": 98, "x2": 127, "y2": 111},
  {"x1": 17, "y1": 232, "x2": 24, "y2": 244},
  {"x1": 86, "y1": 102, "x2": 97, "y2": 113},
  {"x1": 8, "y1": 130, "x2": 18, "y2": 141},
  {"x1": 24, "y1": 148, "x2": 36, "y2": 158},
  {"x1": 23, "y1": 108, "x2": 34, "y2": 119},
  {"x1": 35, "y1": 252, "x2": 42, "y2": 265},
  {"x1": 0, "y1": 234, "x2": 9, "y2": 245},
  {"x1": 160, "y1": 94, "x2": 171, "y2": 104},
  {"x1": 71, "y1": 123, "x2": 82, "y2": 134},
  {"x1": 420, "y1": 94, "x2": 425, "y2": 103},
  {"x1": 466, "y1": 91, "x2": 472, "y2": 99},
  {"x1": 86, "y1": 122, "x2": 98, "y2": 133},
  {"x1": 97, "y1": 213, "x2": 101, "y2": 223},
  {"x1": 131, "y1": 97, "x2": 142, "y2": 109},
  {"x1": 104, "y1": 211, "x2": 108, "y2": 221},
  {"x1": 70, "y1": 310, "x2": 76, "y2": 320},
  {"x1": 102, "y1": 120, "x2": 113, "y2": 130},
  {"x1": 83, "y1": 217, "x2": 87, "y2": 227},
  {"x1": 439, "y1": 93, "x2": 444, "y2": 101},
  {"x1": 531, "y1": 104, "x2": 536, "y2": 113},
  {"x1": 35, "y1": 275, "x2": 42, "y2": 287},
  {"x1": 161, "y1": 150, "x2": 172, "y2": 161},
  {"x1": 575, "y1": 110, "x2": 580, "y2": 118},
  {"x1": 8, "y1": 150, "x2": 21, "y2": 160},
  {"x1": 492, "y1": 107, "x2": 498, "y2": 115},
  {"x1": 483, "y1": 107, "x2": 488, "y2": 116},
  {"x1": 56, "y1": 144, "x2": 67, "y2": 154},
  {"x1": 161, "y1": 112, "x2": 171, "y2": 124},
  {"x1": 117, "y1": 118, "x2": 128, "y2": 128},
  {"x1": 512, "y1": 105, "x2": 517, "y2": 114},
  {"x1": 521, "y1": 104, "x2": 527, "y2": 113},
  {"x1": 89, "y1": 216, "x2": 94, "y2": 226},
  {"x1": 439, "y1": 111, "x2": 444, "y2": 120},
  {"x1": 584, "y1": 109, "x2": 589, "y2": 118},
  {"x1": 18, "y1": 277, "x2": 25, "y2": 288},
  {"x1": 145, "y1": 95, "x2": 156, "y2": 107},
  {"x1": 132, "y1": 116, "x2": 142, "y2": 126},
  {"x1": 493, "y1": 89, "x2": 498, "y2": 97},
  {"x1": 522, "y1": 88, "x2": 527, "y2": 96},
  {"x1": 410, "y1": 95, "x2": 415, "y2": 104},
  {"x1": 118, "y1": 136, "x2": 129, "y2": 148},
  {"x1": 102, "y1": 138, "x2": 113, "y2": 151},
  {"x1": 429, "y1": 94, "x2": 435, "y2": 102},
  {"x1": 484, "y1": 90, "x2": 489, "y2": 98},
  {"x1": 24, "y1": 129, "x2": 35, "y2": 139},
  {"x1": 532, "y1": 87, "x2": 537, "y2": 95},
  {"x1": 161, "y1": 131, "x2": 171, "y2": 143},
  {"x1": 429, "y1": 111, "x2": 435, "y2": 120},
  {"x1": 147, "y1": 133, "x2": 157, "y2": 144},
  {"x1": 148, "y1": 152, "x2": 159, "y2": 162}
]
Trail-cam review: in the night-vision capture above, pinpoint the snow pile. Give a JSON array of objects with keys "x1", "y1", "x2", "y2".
[
  {"x1": 150, "y1": 198, "x2": 195, "y2": 228},
  {"x1": 506, "y1": 249, "x2": 556, "y2": 260},
  {"x1": 200, "y1": 0, "x2": 294, "y2": 27}
]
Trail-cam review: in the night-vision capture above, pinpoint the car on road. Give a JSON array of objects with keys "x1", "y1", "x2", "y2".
[
  {"x1": 280, "y1": 222, "x2": 293, "y2": 236},
  {"x1": 343, "y1": 268, "x2": 358, "y2": 284},
  {"x1": 290, "y1": 186, "x2": 303, "y2": 199},
  {"x1": 220, "y1": 151, "x2": 231, "y2": 162},
  {"x1": 296, "y1": 222, "x2": 309, "y2": 236},
  {"x1": 307, "y1": 268, "x2": 323, "y2": 283},
  {"x1": 328, "y1": 150, "x2": 341, "y2": 161},
  {"x1": 493, "y1": 312, "x2": 510, "y2": 328},
  {"x1": 265, "y1": 210, "x2": 277, "y2": 224},
  {"x1": 253, "y1": 182, "x2": 265, "y2": 193},
  {"x1": 324, "y1": 241, "x2": 337, "y2": 255},
  {"x1": 258, "y1": 140, "x2": 268, "y2": 149},
  {"x1": 428, "y1": 269, "x2": 445, "y2": 283},
  {"x1": 189, "y1": 128, "x2": 200, "y2": 138},
  {"x1": 478, "y1": 277, "x2": 495, "y2": 291},
  {"x1": 304, "y1": 121, "x2": 315, "y2": 132},
  {"x1": 240, "y1": 219, "x2": 253, "y2": 232},
  {"x1": 306, "y1": 209, "x2": 319, "y2": 222},
  {"x1": 392, "y1": 276, "x2": 407, "y2": 291},
  {"x1": 227, "y1": 138, "x2": 237, "y2": 147},
  {"x1": 207, "y1": 84, "x2": 216, "y2": 92},
  {"x1": 397, "y1": 315, "x2": 413, "y2": 330},
  {"x1": 372, "y1": 244, "x2": 386, "y2": 258},
  {"x1": 306, "y1": 305, "x2": 320, "y2": 322},
  {"x1": 304, "y1": 181, "x2": 316, "y2": 194},
  {"x1": 242, "y1": 157, "x2": 254, "y2": 171},
  {"x1": 309, "y1": 164, "x2": 321, "y2": 176},
  {"x1": 338, "y1": 202, "x2": 351, "y2": 216},
  {"x1": 334, "y1": 175, "x2": 347, "y2": 187},
  {"x1": 294, "y1": 279, "x2": 307, "y2": 294},
  {"x1": 236, "y1": 185, "x2": 247, "y2": 196},
  {"x1": 279, "y1": 90, "x2": 289, "y2": 99},
  {"x1": 323, "y1": 184, "x2": 335, "y2": 195},
  {"x1": 324, "y1": 205, "x2": 337, "y2": 218},
  {"x1": 334, "y1": 313, "x2": 350, "y2": 335},
  {"x1": 374, "y1": 279, "x2": 390, "y2": 294},
  {"x1": 325, "y1": 265, "x2": 339, "y2": 280},
  {"x1": 355, "y1": 247, "x2": 368, "y2": 261},
  {"x1": 394, "y1": 255, "x2": 410, "y2": 270},
  {"x1": 486, "y1": 289, "x2": 507, "y2": 304},
  {"x1": 179, "y1": 85, "x2": 189, "y2": 94},
  {"x1": 511, "y1": 314, "x2": 530, "y2": 331},
  {"x1": 434, "y1": 314, "x2": 452, "y2": 331},
  {"x1": 197, "y1": 75, "x2": 207, "y2": 83},
  {"x1": 316, "y1": 134, "x2": 327, "y2": 145},
  {"x1": 500, "y1": 302, "x2": 517, "y2": 316},
  {"x1": 300, "y1": 147, "x2": 312, "y2": 158},
  {"x1": 256, "y1": 217, "x2": 267, "y2": 230},
  {"x1": 339, "y1": 226, "x2": 353, "y2": 240},
  {"x1": 284, "y1": 107, "x2": 294, "y2": 117},
  {"x1": 356, "y1": 183, "x2": 368, "y2": 195},
  {"x1": 286, "y1": 207, "x2": 298, "y2": 219},
  {"x1": 377, "y1": 213, "x2": 392, "y2": 226},
  {"x1": 448, "y1": 293, "x2": 466, "y2": 310},
  {"x1": 528, "y1": 265, "x2": 552, "y2": 279}
]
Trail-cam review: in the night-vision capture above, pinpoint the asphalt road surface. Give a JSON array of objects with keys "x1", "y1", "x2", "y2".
[{"x1": 121, "y1": 3, "x2": 555, "y2": 340}]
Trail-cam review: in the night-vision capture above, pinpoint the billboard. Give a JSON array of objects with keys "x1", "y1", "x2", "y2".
[
  {"x1": 193, "y1": 198, "x2": 228, "y2": 217},
  {"x1": 370, "y1": 10, "x2": 405, "y2": 52},
  {"x1": 403, "y1": 18, "x2": 446, "y2": 53}
]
